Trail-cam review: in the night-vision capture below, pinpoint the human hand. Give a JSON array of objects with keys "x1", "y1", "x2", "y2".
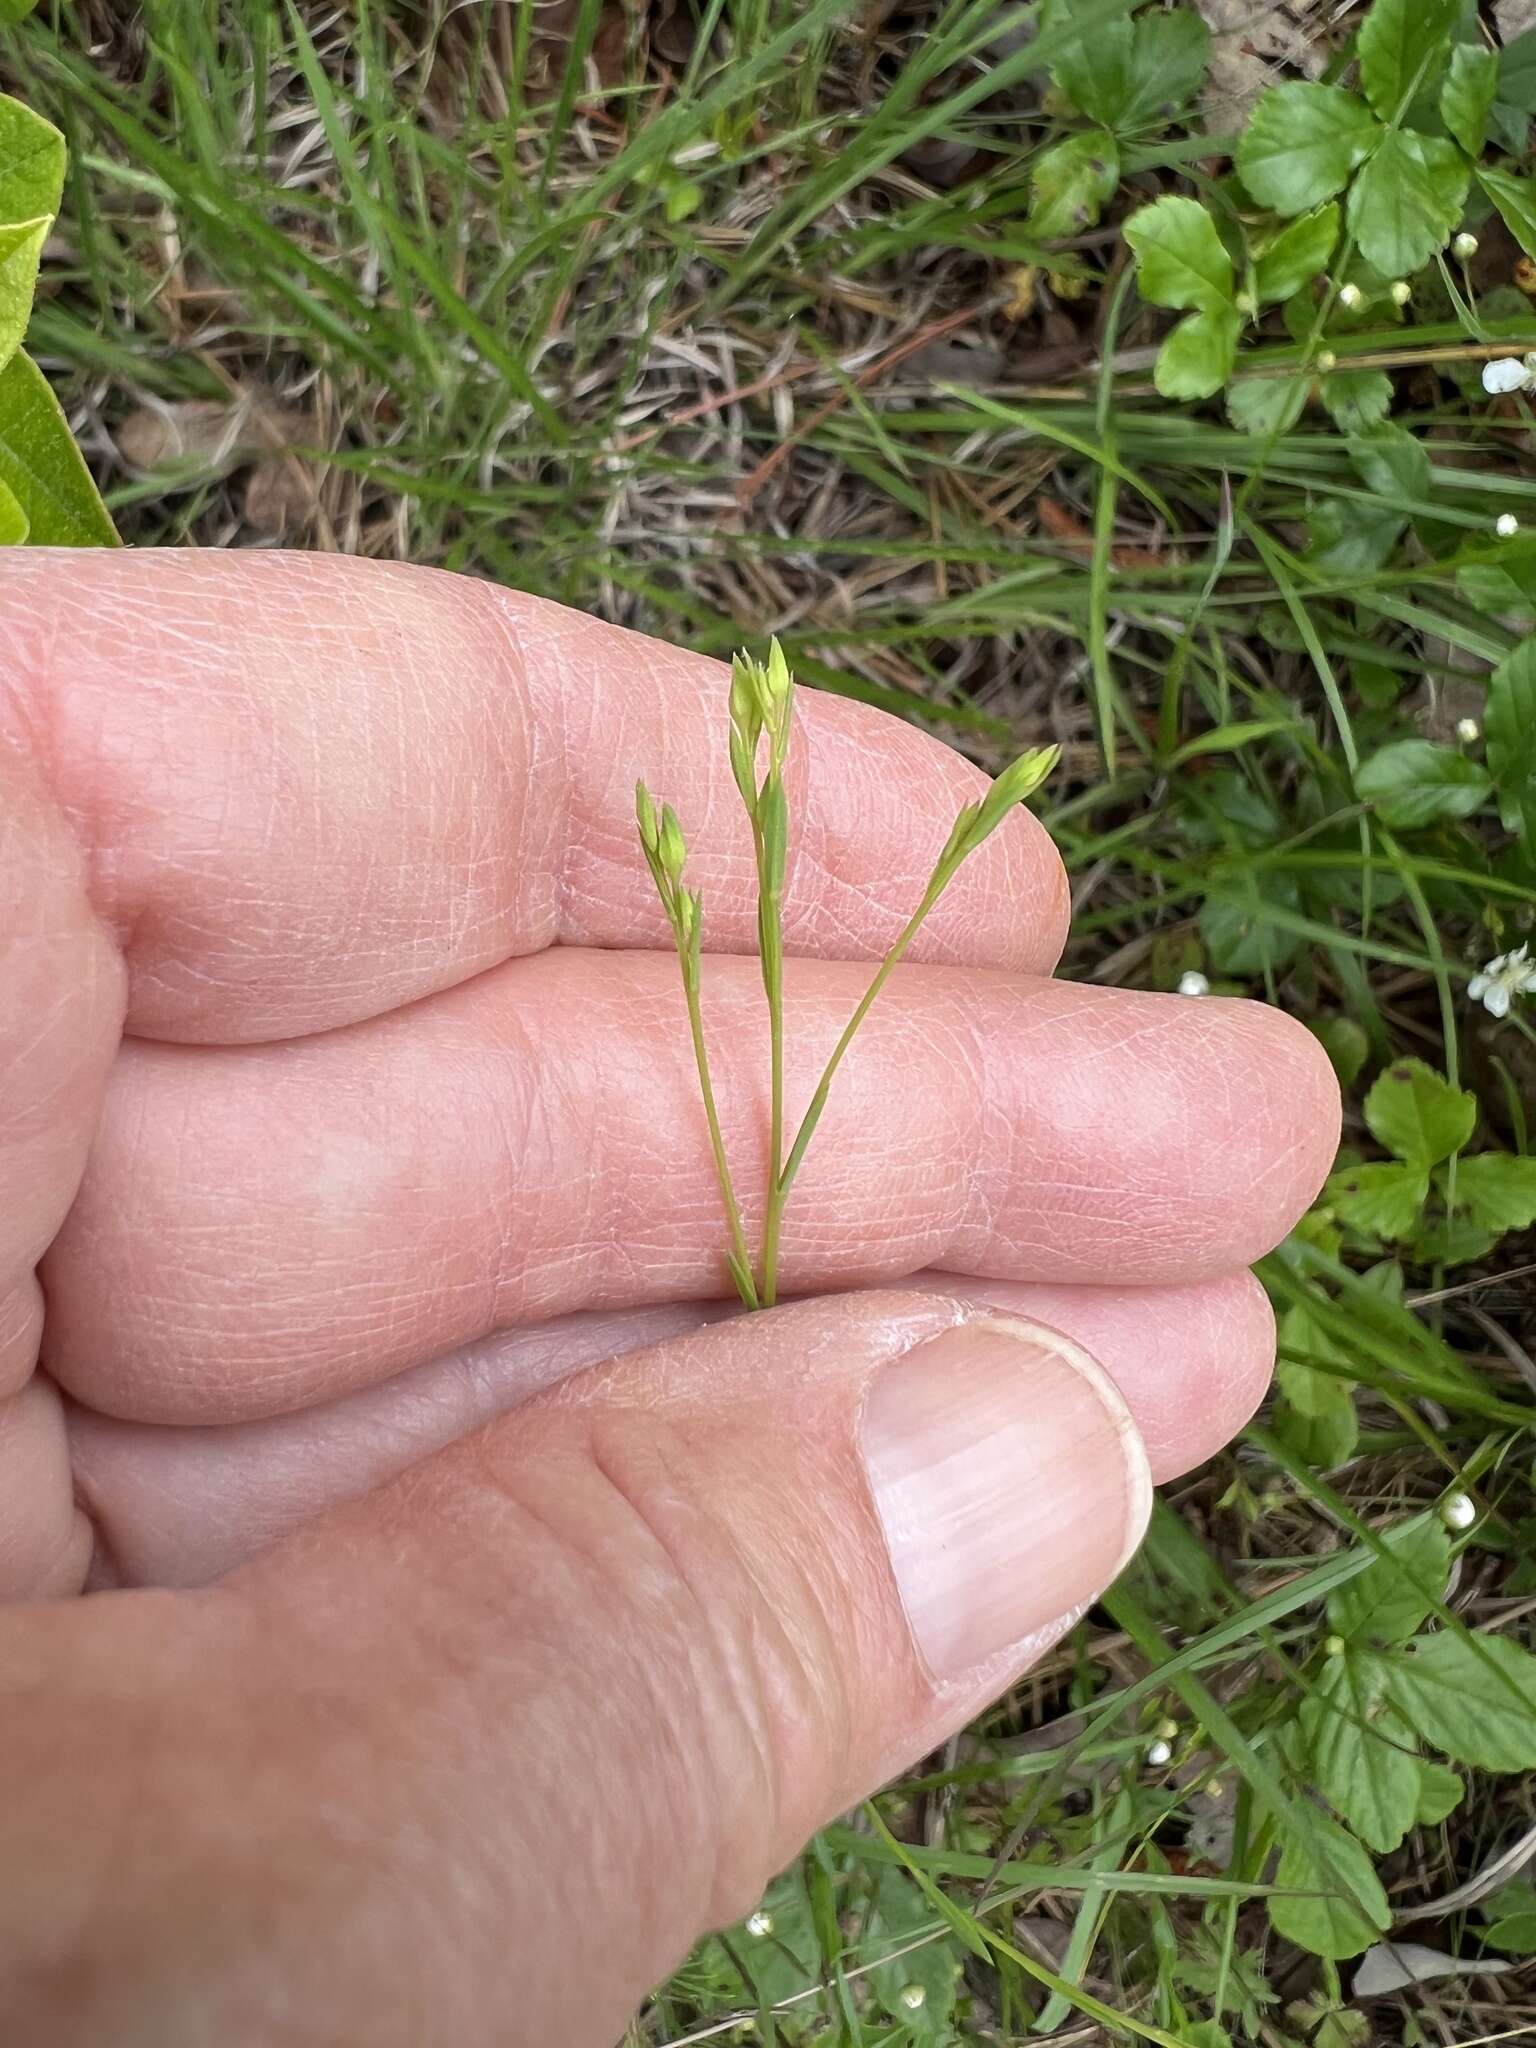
[{"x1": 0, "y1": 551, "x2": 1338, "y2": 2043}]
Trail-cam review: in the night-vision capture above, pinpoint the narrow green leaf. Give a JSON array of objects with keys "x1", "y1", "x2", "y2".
[
  {"x1": 1155, "y1": 307, "x2": 1241, "y2": 400},
  {"x1": 1328, "y1": 1514, "x2": 1451, "y2": 1647},
  {"x1": 1364, "y1": 1056, "x2": 1477, "y2": 1168},
  {"x1": 0, "y1": 348, "x2": 118, "y2": 546},
  {"x1": 1380, "y1": 1631, "x2": 1536, "y2": 1772},
  {"x1": 0, "y1": 470, "x2": 26, "y2": 543},
  {"x1": 1125, "y1": 195, "x2": 1235, "y2": 312},
  {"x1": 1324, "y1": 1160, "x2": 1429, "y2": 1239},
  {"x1": 1253, "y1": 204, "x2": 1340, "y2": 303},
  {"x1": 1027, "y1": 130, "x2": 1120, "y2": 240},
  {"x1": 0, "y1": 92, "x2": 65, "y2": 224},
  {"x1": 0, "y1": 216, "x2": 47, "y2": 376},
  {"x1": 1347, "y1": 131, "x2": 1469, "y2": 276},
  {"x1": 1443, "y1": 42, "x2": 1499, "y2": 157},
  {"x1": 1298, "y1": 1656, "x2": 1421, "y2": 1854},
  {"x1": 1354, "y1": 739, "x2": 1492, "y2": 828},
  {"x1": 1477, "y1": 165, "x2": 1536, "y2": 261},
  {"x1": 1237, "y1": 84, "x2": 1381, "y2": 215},
  {"x1": 1356, "y1": 0, "x2": 1460, "y2": 121},
  {"x1": 1486, "y1": 639, "x2": 1536, "y2": 838}
]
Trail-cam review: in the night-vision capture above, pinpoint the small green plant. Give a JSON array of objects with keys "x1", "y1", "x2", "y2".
[
  {"x1": 637, "y1": 641, "x2": 1058, "y2": 1310},
  {"x1": 0, "y1": 46, "x2": 116, "y2": 546},
  {"x1": 1121, "y1": 0, "x2": 1536, "y2": 408}
]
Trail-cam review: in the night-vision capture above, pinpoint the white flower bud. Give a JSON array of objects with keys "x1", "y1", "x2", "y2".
[
  {"x1": 1178, "y1": 971, "x2": 1210, "y2": 997},
  {"x1": 1156, "y1": 1718, "x2": 1180, "y2": 1742},
  {"x1": 1441, "y1": 1491, "x2": 1476, "y2": 1531},
  {"x1": 745, "y1": 1909, "x2": 774, "y2": 1938},
  {"x1": 1390, "y1": 280, "x2": 1412, "y2": 306},
  {"x1": 898, "y1": 1984, "x2": 927, "y2": 2011},
  {"x1": 1453, "y1": 232, "x2": 1479, "y2": 261},
  {"x1": 1483, "y1": 357, "x2": 1531, "y2": 395},
  {"x1": 1497, "y1": 512, "x2": 1521, "y2": 538},
  {"x1": 1338, "y1": 283, "x2": 1364, "y2": 311},
  {"x1": 1145, "y1": 1738, "x2": 1173, "y2": 1767},
  {"x1": 1457, "y1": 717, "x2": 1481, "y2": 743},
  {"x1": 1324, "y1": 1634, "x2": 1346, "y2": 1657},
  {"x1": 1317, "y1": 349, "x2": 1338, "y2": 372}
]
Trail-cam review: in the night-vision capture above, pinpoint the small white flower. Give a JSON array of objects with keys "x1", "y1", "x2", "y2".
[
  {"x1": 898, "y1": 1985, "x2": 927, "y2": 2012},
  {"x1": 1145, "y1": 1738, "x2": 1173, "y2": 1768},
  {"x1": 1390, "y1": 280, "x2": 1412, "y2": 306},
  {"x1": 1338, "y1": 283, "x2": 1364, "y2": 310},
  {"x1": 1468, "y1": 943, "x2": 1536, "y2": 1020},
  {"x1": 1457, "y1": 716, "x2": 1481, "y2": 743},
  {"x1": 745, "y1": 1910, "x2": 774, "y2": 1938},
  {"x1": 1496, "y1": 512, "x2": 1522, "y2": 538},
  {"x1": 1484, "y1": 356, "x2": 1535, "y2": 395},
  {"x1": 1454, "y1": 232, "x2": 1480, "y2": 261},
  {"x1": 1441, "y1": 1491, "x2": 1477, "y2": 1531},
  {"x1": 1178, "y1": 971, "x2": 1210, "y2": 997}
]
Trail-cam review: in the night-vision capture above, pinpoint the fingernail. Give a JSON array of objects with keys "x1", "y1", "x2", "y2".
[{"x1": 860, "y1": 1316, "x2": 1152, "y2": 1682}]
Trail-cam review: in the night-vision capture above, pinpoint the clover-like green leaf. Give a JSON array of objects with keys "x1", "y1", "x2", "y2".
[
  {"x1": 1027, "y1": 130, "x2": 1120, "y2": 240},
  {"x1": 1347, "y1": 130, "x2": 1469, "y2": 277},
  {"x1": 0, "y1": 347, "x2": 119, "y2": 546},
  {"x1": 1443, "y1": 42, "x2": 1499, "y2": 158},
  {"x1": 1443, "y1": 1153, "x2": 1536, "y2": 1235},
  {"x1": 1356, "y1": 0, "x2": 1460, "y2": 122},
  {"x1": 1124, "y1": 194, "x2": 1234, "y2": 311},
  {"x1": 1253, "y1": 203, "x2": 1340, "y2": 304},
  {"x1": 1364, "y1": 1056, "x2": 1476, "y2": 1168},
  {"x1": 1152, "y1": 306, "x2": 1240, "y2": 399},
  {"x1": 1325, "y1": 1159, "x2": 1429, "y2": 1240},
  {"x1": 1486, "y1": 638, "x2": 1536, "y2": 839},
  {"x1": 1354, "y1": 738, "x2": 1492, "y2": 828},
  {"x1": 1237, "y1": 83, "x2": 1381, "y2": 215}
]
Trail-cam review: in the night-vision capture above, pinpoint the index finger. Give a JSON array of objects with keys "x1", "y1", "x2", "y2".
[{"x1": 0, "y1": 550, "x2": 1069, "y2": 1044}]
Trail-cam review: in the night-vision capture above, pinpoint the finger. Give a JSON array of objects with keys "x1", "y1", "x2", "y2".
[
  {"x1": 3, "y1": 549, "x2": 1067, "y2": 1044},
  {"x1": 0, "y1": 1293, "x2": 1151, "y2": 2045},
  {"x1": 0, "y1": 737, "x2": 123, "y2": 1600},
  {"x1": 43, "y1": 951, "x2": 1339, "y2": 1423},
  {"x1": 70, "y1": 1271, "x2": 1272, "y2": 1589}
]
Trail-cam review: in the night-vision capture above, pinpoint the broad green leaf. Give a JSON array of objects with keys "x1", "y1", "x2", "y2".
[
  {"x1": 1306, "y1": 498, "x2": 1404, "y2": 576},
  {"x1": 1364, "y1": 1057, "x2": 1477, "y2": 1167},
  {"x1": 1324, "y1": 1160, "x2": 1429, "y2": 1239},
  {"x1": 732, "y1": 1869, "x2": 820, "y2": 2007},
  {"x1": 1347, "y1": 420, "x2": 1430, "y2": 504},
  {"x1": 1118, "y1": 7, "x2": 1210, "y2": 128},
  {"x1": 0, "y1": 469, "x2": 24, "y2": 543},
  {"x1": 1269, "y1": 1809, "x2": 1391, "y2": 1959},
  {"x1": 1226, "y1": 374, "x2": 1305, "y2": 434},
  {"x1": 1310, "y1": 1016, "x2": 1369, "y2": 1090},
  {"x1": 1482, "y1": 1881, "x2": 1536, "y2": 1953},
  {"x1": 1298, "y1": 1657, "x2": 1421, "y2": 1853},
  {"x1": 1347, "y1": 131, "x2": 1469, "y2": 277},
  {"x1": 868, "y1": 1866, "x2": 959, "y2": 2038},
  {"x1": 1477, "y1": 165, "x2": 1536, "y2": 262},
  {"x1": 1320, "y1": 369, "x2": 1393, "y2": 430},
  {"x1": 1443, "y1": 1151, "x2": 1536, "y2": 1233},
  {"x1": 1254, "y1": 203, "x2": 1340, "y2": 303},
  {"x1": 1027, "y1": 130, "x2": 1120, "y2": 239},
  {"x1": 1198, "y1": 872, "x2": 1302, "y2": 973},
  {"x1": 1328, "y1": 1514, "x2": 1451, "y2": 1647},
  {"x1": 1458, "y1": 542, "x2": 1536, "y2": 618},
  {"x1": 1273, "y1": 1374, "x2": 1359, "y2": 1468},
  {"x1": 1443, "y1": 42, "x2": 1499, "y2": 156},
  {"x1": 0, "y1": 92, "x2": 65, "y2": 224},
  {"x1": 0, "y1": 216, "x2": 46, "y2": 376},
  {"x1": 1125, "y1": 195, "x2": 1234, "y2": 311},
  {"x1": 1237, "y1": 83, "x2": 1381, "y2": 215},
  {"x1": 1357, "y1": 0, "x2": 1461, "y2": 122},
  {"x1": 1380, "y1": 1630, "x2": 1536, "y2": 1772},
  {"x1": 1414, "y1": 1760, "x2": 1464, "y2": 1827},
  {"x1": 1043, "y1": 0, "x2": 1133, "y2": 127},
  {"x1": 1154, "y1": 306, "x2": 1241, "y2": 400},
  {"x1": 1354, "y1": 739, "x2": 1492, "y2": 828},
  {"x1": 1486, "y1": 639, "x2": 1536, "y2": 839},
  {"x1": 0, "y1": 348, "x2": 118, "y2": 547},
  {"x1": 1276, "y1": 1301, "x2": 1353, "y2": 1414},
  {"x1": 0, "y1": 0, "x2": 41, "y2": 20},
  {"x1": 1496, "y1": 29, "x2": 1536, "y2": 147}
]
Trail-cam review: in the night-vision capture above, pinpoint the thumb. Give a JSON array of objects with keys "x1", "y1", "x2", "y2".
[{"x1": 0, "y1": 1292, "x2": 1151, "y2": 2047}]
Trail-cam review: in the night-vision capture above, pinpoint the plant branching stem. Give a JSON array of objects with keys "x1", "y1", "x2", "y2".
[{"x1": 680, "y1": 950, "x2": 759, "y2": 1311}]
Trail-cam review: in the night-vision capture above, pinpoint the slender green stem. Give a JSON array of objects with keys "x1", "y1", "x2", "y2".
[
  {"x1": 774, "y1": 865, "x2": 951, "y2": 1211},
  {"x1": 679, "y1": 947, "x2": 759, "y2": 1311},
  {"x1": 757, "y1": 828, "x2": 786, "y2": 1307}
]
